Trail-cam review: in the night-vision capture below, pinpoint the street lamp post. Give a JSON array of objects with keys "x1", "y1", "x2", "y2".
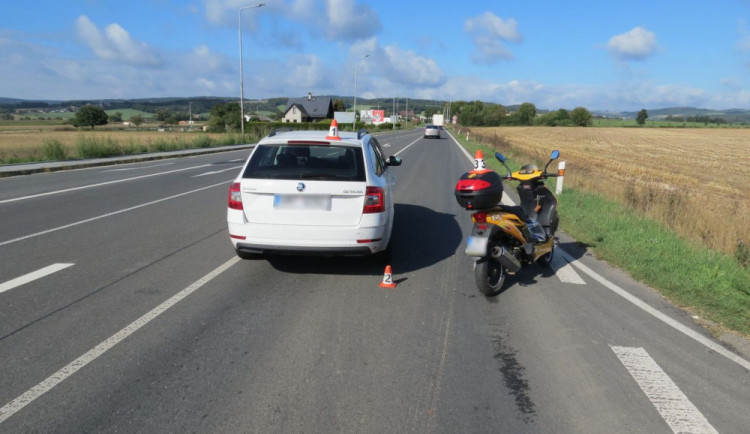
[
  {"x1": 352, "y1": 54, "x2": 369, "y2": 130},
  {"x1": 239, "y1": 3, "x2": 265, "y2": 141}
]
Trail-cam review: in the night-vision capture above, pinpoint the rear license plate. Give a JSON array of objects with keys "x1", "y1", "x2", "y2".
[
  {"x1": 465, "y1": 235, "x2": 489, "y2": 257},
  {"x1": 273, "y1": 194, "x2": 331, "y2": 211}
]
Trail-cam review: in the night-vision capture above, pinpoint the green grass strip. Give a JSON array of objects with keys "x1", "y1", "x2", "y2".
[{"x1": 559, "y1": 188, "x2": 749, "y2": 334}]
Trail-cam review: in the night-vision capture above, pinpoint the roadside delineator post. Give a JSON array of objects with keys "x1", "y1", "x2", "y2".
[
  {"x1": 555, "y1": 161, "x2": 566, "y2": 194},
  {"x1": 379, "y1": 265, "x2": 397, "y2": 288}
]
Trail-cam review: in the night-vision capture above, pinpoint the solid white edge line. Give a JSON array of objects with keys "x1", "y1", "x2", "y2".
[
  {"x1": 611, "y1": 346, "x2": 719, "y2": 434},
  {"x1": 0, "y1": 180, "x2": 231, "y2": 248},
  {"x1": 0, "y1": 263, "x2": 75, "y2": 294},
  {"x1": 102, "y1": 162, "x2": 175, "y2": 172},
  {"x1": 450, "y1": 133, "x2": 750, "y2": 371},
  {"x1": 561, "y1": 249, "x2": 750, "y2": 371},
  {"x1": 0, "y1": 256, "x2": 241, "y2": 425}
]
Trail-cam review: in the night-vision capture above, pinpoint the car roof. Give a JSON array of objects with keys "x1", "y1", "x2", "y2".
[{"x1": 259, "y1": 129, "x2": 367, "y2": 146}]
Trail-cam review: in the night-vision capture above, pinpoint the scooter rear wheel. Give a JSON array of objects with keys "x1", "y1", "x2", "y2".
[{"x1": 475, "y1": 257, "x2": 506, "y2": 296}]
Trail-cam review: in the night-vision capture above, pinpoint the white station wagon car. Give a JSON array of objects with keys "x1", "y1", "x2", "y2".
[{"x1": 228, "y1": 124, "x2": 402, "y2": 259}]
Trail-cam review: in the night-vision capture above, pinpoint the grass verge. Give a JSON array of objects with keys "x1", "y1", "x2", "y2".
[{"x1": 449, "y1": 127, "x2": 750, "y2": 336}]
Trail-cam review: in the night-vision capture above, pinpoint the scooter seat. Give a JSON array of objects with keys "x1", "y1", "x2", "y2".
[{"x1": 498, "y1": 204, "x2": 529, "y2": 221}]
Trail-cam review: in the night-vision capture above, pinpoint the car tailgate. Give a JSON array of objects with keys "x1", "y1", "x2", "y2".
[{"x1": 240, "y1": 179, "x2": 366, "y2": 226}]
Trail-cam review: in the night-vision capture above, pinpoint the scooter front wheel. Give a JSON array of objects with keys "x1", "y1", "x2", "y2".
[
  {"x1": 475, "y1": 257, "x2": 506, "y2": 296},
  {"x1": 536, "y1": 242, "x2": 554, "y2": 267}
]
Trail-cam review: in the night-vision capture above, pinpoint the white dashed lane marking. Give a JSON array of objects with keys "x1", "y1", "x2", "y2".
[
  {"x1": 0, "y1": 257, "x2": 240, "y2": 424},
  {"x1": 0, "y1": 263, "x2": 75, "y2": 294},
  {"x1": 612, "y1": 346, "x2": 719, "y2": 434},
  {"x1": 191, "y1": 165, "x2": 243, "y2": 177},
  {"x1": 551, "y1": 254, "x2": 586, "y2": 284}
]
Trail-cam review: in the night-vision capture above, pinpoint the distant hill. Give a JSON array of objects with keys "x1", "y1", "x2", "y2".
[
  {"x1": 0, "y1": 95, "x2": 448, "y2": 118},
  {"x1": 3, "y1": 96, "x2": 750, "y2": 123},
  {"x1": 0, "y1": 97, "x2": 26, "y2": 105},
  {"x1": 595, "y1": 107, "x2": 750, "y2": 122}
]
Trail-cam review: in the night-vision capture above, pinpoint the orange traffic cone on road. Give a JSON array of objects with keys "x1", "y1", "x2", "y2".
[
  {"x1": 379, "y1": 265, "x2": 397, "y2": 288},
  {"x1": 326, "y1": 119, "x2": 341, "y2": 140}
]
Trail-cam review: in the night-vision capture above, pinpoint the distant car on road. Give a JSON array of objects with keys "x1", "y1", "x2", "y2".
[
  {"x1": 424, "y1": 125, "x2": 441, "y2": 139},
  {"x1": 228, "y1": 123, "x2": 402, "y2": 259}
]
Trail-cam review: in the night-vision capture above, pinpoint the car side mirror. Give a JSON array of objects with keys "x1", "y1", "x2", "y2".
[{"x1": 386, "y1": 156, "x2": 402, "y2": 166}]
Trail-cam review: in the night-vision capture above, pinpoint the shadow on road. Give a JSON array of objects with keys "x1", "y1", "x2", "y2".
[
  {"x1": 478, "y1": 238, "x2": 590, "y2": 297},
  {"x1": 265, "y1": 203, "x2": 463, "y2": 276}
]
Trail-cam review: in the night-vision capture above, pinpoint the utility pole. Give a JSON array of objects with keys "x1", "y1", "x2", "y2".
[{"x1": 239, "y1": 3, "x2": 265, "y2": 141}]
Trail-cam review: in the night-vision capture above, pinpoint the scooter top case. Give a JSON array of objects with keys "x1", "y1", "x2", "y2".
[{"x1": 455, "y1": 170, "x2": 503, "y2": 210}]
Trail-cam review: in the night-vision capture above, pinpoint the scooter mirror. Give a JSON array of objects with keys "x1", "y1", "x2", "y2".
[
  {"x1": 495, "y1": 152, "x2": 506, "y2": 163},
  {"x1": 550, "y1": 150, "x2": 560, "y2": 160}
]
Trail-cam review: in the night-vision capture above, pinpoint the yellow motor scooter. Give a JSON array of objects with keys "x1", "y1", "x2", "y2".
[{"x1": 455, "y1": 150, "x2": 561, "y2": 296}]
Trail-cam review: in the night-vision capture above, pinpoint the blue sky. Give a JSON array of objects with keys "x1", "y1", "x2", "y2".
[{"x1": 2, "y1": 0, "x2": 750, "y2": 111}]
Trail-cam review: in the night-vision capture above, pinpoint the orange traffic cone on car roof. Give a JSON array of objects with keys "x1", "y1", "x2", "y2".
[
  {"x1": 379, "y1": 265, "x2": 397, "y2": 288},
  {"x1": 326, "y1": 119, "x2": 341, "y2": 140}
]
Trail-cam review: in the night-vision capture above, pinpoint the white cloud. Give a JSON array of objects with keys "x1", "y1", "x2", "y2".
[
  {"x1": 382, "y1": 45, "x2": 443, "y2": 86},
  {"x1": 464, "y1": 12, "x2": 521, "y2": 64},
  {"x1": 203, "y1": 0, "x2": 381, "y2": 42},
  {"x1": 720, "y1": 76, "x2": 742, "y2": 91},
  {"x1": 736, "y1": 34, "x2": 750, "y2": 53},
  {"x1": 204, "y1": 0, "x2": 261, "y2": 27},
  {"x1": 324, "y1": 0, "x2": 381, "y2": 40},
  {"x1": 607, "y1": 26, "x2": 657, "y2": 61},
  {"x1": 283, "y1": 54, "x2": 329, "y2": 89},
  {"x1": 189, "y1": 44, "x2": 232, "y2": 73},
  {"x1": 75, "y1": 15, "x2": 161, "y2": 66},
  {"x1": 349, "y1": 38, "x2": 444, "y2": 89},
  {"x1": 195, "y1": 78, "x2": 217, "y2": 90}
]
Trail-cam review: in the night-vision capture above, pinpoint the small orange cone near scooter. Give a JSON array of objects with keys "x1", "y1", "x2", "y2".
[
  {"x1": 326, "y1": 119, "x2": 342, "y2": 140},
  {"x1": 470, "y1": 150, "x2": 489, "y2": 173},
  {"x1": 379, "y1": 265, "x2": 397, "y2": 288}
]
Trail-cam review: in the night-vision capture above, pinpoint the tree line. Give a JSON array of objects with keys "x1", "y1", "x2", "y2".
[
  {"x1": 66, "y1": 105, "x2": 191, "y2": 130},
  {"x1": 663, "y1": 114, "x2": 728, "y2": 125},
  {"x1": 450, "y1": 101, "x2": 593, "y2": 127}
]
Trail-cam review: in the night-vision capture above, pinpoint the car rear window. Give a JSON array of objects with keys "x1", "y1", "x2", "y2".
[
  {"x1": 242, "y1": 144, "x2": 366, "y2": 181},
  {"x1": 426, "y1": 125, "x2": 438, "y2": 129}
]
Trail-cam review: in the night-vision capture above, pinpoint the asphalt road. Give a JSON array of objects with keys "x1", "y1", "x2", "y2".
[{"x1": 0, "y1": 129, "x2": 748, "y2": 433}]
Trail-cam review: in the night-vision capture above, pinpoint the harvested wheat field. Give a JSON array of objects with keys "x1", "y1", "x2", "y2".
[
  {"x1": 471, "y1": 126, "x2": 750, "y2": 255},
  {"x1": 0, "y1": 128, "x2": 219, "y2": 150}
]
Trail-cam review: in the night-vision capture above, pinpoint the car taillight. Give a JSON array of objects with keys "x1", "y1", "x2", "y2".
[
  {"x1": 363, "y1": 186, "x2": 385, "y2": 213},
  {"x1": 228, "y1": 182, "x2": 243, "y2": 210}
]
